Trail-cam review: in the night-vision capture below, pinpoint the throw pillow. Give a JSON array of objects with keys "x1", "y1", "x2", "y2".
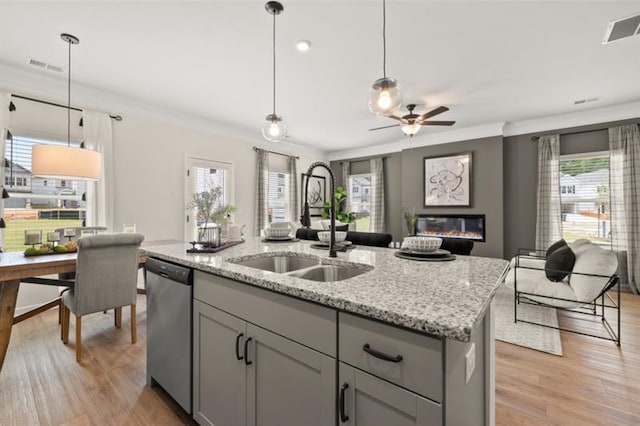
[
  {"x1": 546, "y1": 239, "x2": 567, "y2": 258},
  {"x1": 545, "y1": 245, "x2": 576, "y2": 282}
]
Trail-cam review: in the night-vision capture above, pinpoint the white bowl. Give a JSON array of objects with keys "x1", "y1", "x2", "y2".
[
  {"x1": 402, "y1": 236, "x2": 442, "y2": 252},
  {"x1": 264, "y1": 227, "x2": 291, "y2": 238},
  {"x1": 317, "y1": 231, "x2": 347, "y2": 243},
  {"x1": 270, "y1": 221, "x2": 291, "y2": 229}
]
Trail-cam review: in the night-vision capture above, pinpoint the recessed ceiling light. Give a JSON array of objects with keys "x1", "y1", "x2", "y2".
[{"x1": 296, "y1": 40, "x2": 311, "y2": 52}]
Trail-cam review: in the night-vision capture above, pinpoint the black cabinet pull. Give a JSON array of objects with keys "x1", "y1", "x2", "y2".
[
  {"x1": 244, "y1": 337, "x2": 253, "y2": 365},
  {"x1": 235, "y1": 333, "x2": 244, "y2": 360},
  {"x1": 362, "y1": 343, "x2": 403, "y2": 363},
  {"x1": 339, "y1": 383, "x2": 349, "y2": 422}
]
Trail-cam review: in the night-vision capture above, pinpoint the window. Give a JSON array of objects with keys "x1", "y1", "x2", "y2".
[
  {"x1": 560, "y1": 152, "x2": 610, "y2": 247},
  {"x1": 60, "y1": 180, "x2": 67, "y2": 188},
  {"x1": 268, "y1": 171, "x2": 289, "y2": 223},
  {"x1": 185, "y1": 157, "x2": 233, "y2": 241},
  {"x1": 3, "y1": 135, "x2": 86, "y2": 252},
  {"x1": 348, "y1": 173, "x2": 371, "y2": 232}
]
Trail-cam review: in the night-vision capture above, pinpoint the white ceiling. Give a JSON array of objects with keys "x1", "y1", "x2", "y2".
[{"x1": 0, "y1": 1, "x2": 639, "y2": 152}]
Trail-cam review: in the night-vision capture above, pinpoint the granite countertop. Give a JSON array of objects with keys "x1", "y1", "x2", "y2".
[{"x1": 142, "y1": 237, "x2": 509, "y2": 342}]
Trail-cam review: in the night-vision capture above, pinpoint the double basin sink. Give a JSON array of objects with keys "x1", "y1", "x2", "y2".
[{"x1": 228, "y1": 254, "x2": 373, "y2": 283}]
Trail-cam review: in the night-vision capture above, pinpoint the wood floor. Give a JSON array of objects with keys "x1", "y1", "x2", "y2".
[{"x1": 1, "y1": 292, "x2": 638, "y2": 425}]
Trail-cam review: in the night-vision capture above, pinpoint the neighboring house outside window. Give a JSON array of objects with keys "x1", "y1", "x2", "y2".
[
  {"x1": 559, "y1": 152, "x2": 610, "y2": 247},
  {"x1": 268, "y1": 171, "x2": 289, "y2": 223},
  {"x1": 349, "y1": 173, "x2": 371, "y2": 232}
]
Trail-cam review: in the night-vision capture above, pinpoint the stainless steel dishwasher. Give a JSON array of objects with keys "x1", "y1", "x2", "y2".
[{"x1": 145, "y1": 257, "x2": 193, "y2": 414}]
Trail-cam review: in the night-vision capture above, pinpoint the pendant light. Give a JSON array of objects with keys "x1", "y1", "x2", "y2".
[
  {"x1": 261, "y1": 1, "x2": 287, "y2": 142},
  {"x1": 31, "y1": 33, "x2": 101, "y2": 181},
  {"x1": 368, "y1": 0, "x2": 402, "y2": 116}
]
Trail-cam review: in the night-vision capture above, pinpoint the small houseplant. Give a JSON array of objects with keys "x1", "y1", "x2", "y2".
[
  {"x1": 187, "y1": 186, "x2": 238, "y2": 241},
  {"x1": 321, "y1": 186, "x2": 355, "y2": 224}
]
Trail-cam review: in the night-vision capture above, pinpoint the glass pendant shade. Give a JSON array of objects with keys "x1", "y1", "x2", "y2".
[
  {"x1": 401, "y1": 122, "x2": 421, "y2": 137},
  {"x1": 32, "y1": 145, "x2": 101, "y2": 180},
  {"x1": 368, "y1": 77, "x2": 402, "y2": 116},
  {"x1": 261, "y1": 114, "x2": 287, "y2": 142}
]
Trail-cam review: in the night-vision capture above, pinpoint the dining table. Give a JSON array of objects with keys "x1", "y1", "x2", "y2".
[{"x1": 0, "y1": 248, "x2": 150, "y2": 373}]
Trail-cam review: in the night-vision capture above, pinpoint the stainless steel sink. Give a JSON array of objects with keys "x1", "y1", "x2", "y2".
[
  {"x1": 288, "y1": 265, "x2": 371, "y2": 282},
  {"x1": 230, "y1": 255, "x2": 320, "y2": 273}
]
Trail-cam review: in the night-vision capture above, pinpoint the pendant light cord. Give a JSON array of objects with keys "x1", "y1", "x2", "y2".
[
  {"x1": 382, "y1": 0, "x2": 386, "y2": 78},
  {"x1": 272, "y1": 11, "x2": 276, "y2": 116},
  {"x1": 67, "y1": 38, "x2": 71, "y2": 147}
]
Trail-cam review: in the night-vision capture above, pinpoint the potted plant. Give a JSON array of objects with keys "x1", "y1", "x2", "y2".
[
  {"x1": 187, "y1": 186, "x2": 238, "y2": 242},
  {"x1": 321, "y1": 186, "x2": 356, "y2": 225}
]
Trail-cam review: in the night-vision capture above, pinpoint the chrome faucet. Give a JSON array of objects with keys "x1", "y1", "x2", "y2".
[{"x1": 301, "y1": 161, "x2": 337, "y2": 258}]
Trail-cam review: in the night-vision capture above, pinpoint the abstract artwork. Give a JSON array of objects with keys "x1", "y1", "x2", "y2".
[
  {"x1": 423, "y1": 152, "x2": 472, "y2": 207},
  {"x1": 301, "y1": 173, "x2": 326, "y2": 217}
]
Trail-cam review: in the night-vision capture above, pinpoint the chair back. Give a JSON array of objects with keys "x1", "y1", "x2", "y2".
[
  {"x1": 346, "y1": 231, "x2": 393, "y2": 248},
  {"x1": 72, "y1": 233, "x2": 144, "y2": 316},
  {"x1": 440, "y1": 238, "x2": 474, "y2": 255}
]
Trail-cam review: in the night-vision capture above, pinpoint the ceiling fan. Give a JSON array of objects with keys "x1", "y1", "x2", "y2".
[{"x1": 369, "y1": 104, "x2": 456, "y2": 137}]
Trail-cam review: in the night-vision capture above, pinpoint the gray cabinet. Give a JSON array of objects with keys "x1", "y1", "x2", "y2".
[
  {"x1": 246, "y1": 324, "x2": 335, "y2": 426},
  {"x1": 193, "y1": 300, "x2": 246, "y2": 426},
  {"x1": 339, "y1": 363, "x2": 442, "y2": 426}
]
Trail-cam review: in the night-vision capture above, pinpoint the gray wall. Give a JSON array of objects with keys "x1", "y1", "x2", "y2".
[{"x1": 502, "y1": 119, "x2": 639, "y2": 258}]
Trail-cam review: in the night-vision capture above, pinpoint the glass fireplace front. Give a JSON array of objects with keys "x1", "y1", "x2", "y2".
[{"x1": 415, "y1": 214, "x2": 486, "y2": 242}]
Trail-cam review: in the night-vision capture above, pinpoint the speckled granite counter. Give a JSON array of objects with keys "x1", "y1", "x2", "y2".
[{"x1": 142, "y1": 238, "x2": 509, "y2": 342}]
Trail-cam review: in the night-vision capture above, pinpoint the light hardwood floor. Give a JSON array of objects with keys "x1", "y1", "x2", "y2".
[{"x1": 1, "y1": 292, "x2": 638, "y2": 425}]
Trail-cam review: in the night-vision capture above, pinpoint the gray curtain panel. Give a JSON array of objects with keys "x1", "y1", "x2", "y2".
[
  {"x1": 535, "y1": 134, "x2": 563, "y2": 252},
  {"x1": 342, "y1": 161, "x2": 350, "y2": 212},
  {"x1": 254, "y1": 148, "x2": 270, "y2": 236},
  {"x1": 369, "y1": 157, "x2": 385, "y2": 232},
  {"x1": 609, "y1": 124, "x2": 640, "y2": 294},
  {"x1": 288, "y1": 156, "x2": 298, "y2": 224}
]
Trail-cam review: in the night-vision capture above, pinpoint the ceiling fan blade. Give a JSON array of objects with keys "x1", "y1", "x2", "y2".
[
  {"x1": 419, "y1": 106, "x2": 449, "y2": 121},
  {"x1": 420, "y1": 120, "x2": 456, "y2": 126},
  {"x1": 368, "y1": 124, "x2": 400, "y2": 131},
  {"x1": 387, "y1": 115, "x2": 406, "y2": 122}
]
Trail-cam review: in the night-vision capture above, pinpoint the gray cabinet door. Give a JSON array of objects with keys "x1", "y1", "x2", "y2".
[
  {"x1": 193, "y1": 300, "x2": 247, "y2": 426},
  {"x1": 339, "y1": 363, "x2": 442, "y2": 426},
  {"x1": 246, "y1": 324, "x2": 336, "y2": 426}
]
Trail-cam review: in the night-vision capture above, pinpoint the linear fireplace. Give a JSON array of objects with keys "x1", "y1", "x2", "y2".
[{"x1": 415, "y1": 214, "x2": 486, "y2": 242}]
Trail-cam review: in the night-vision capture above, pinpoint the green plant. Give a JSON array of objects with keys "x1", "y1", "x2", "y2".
[
  {"x1": 321, "y1": 186, "x2": 355, "y2": 223},
  {"x1": 403, "y1": 207, "x2": 417, "y2": 235},
  {"x1": 187, "y1": 186, "x2": 238, "y2": 239}
]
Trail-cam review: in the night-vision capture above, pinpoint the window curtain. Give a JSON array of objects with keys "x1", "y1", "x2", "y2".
[
  {"x1": 609, "y1": 124, "x2": 640, "y2": 294},
  {"x1": 0, "y1": 91, "x2": 11, "y2": 249},
  {"x1": 369, "y1": 157, "x2": 385, "y2": 232},
  {"x1": 254, "y1": 148, "x2": 269, "y2": 235},
  {"x1": 535, "y1": 134, "x2": 562, "y2": 251},
  {"x1": 82, "y1": 111, "x2": 113, "y2": 230},
  {"x1": 287, "y1": 156, "x2": 298, "y2": 224},
  {"x1": 341, "y1": 161, "x2": 350, "y2": 213}
]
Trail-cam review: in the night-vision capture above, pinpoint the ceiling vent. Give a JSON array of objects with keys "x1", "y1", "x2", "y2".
[
  {"x1": 26, "y1": 57, "x2": 64, "y2": 73},
  {"x1": 603, "y1": 13, "x2": 640, "y2": 44}
]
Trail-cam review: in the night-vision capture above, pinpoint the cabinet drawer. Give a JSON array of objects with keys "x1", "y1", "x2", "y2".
[
  {"x1": 339, "y1": 312, "x2": 443, "y2": 402},
  {"x1": 194, "y1": 271, "x2": 336, "y2": 356}
]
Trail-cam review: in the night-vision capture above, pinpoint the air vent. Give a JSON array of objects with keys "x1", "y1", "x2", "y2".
[
  {"x1": 603, "y1": 13, "x2": 640, "y2": 44},
  {"x1": 574, "y1": 97, "x2": 599, "y2": 105},
  {"x1": 26, "y1": 57, "x2": 64, "y2": 72}
]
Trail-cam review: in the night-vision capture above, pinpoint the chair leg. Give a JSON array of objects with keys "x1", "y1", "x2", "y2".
[
  {"x1": 114, "y1": 307, "x2": 122, "y2": 329},
  {"x1": 62, "y1": 306, "x2": 70, "y2": 344},
  {"x1": 75, "y1": 315, "x2": 82, "y2": 363},
  {"x1": 131, "y1": 304, "x2": 137, "y2": 344},
  {"x1": 58, "y1": 299, "x2": 62, "y2": 325}
]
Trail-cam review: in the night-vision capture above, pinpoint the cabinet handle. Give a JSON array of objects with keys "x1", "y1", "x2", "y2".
[
  {"x1": 235, "y1": 333, "x2": 244, "y2": 361},
  {"x1": 244, "y1": 337, "x2": 253, "y2": 365},
  {"x1": 362, "y1": 343, "x2": 403, "y2": 363},
  {"x1": 339, "y1": 383, "x2": 349, "y2": 423}
]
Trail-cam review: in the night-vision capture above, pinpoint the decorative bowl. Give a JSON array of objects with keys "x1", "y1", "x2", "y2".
[
  {"x1": 402, "y1": 236, "x2": 442, "y2": 252},
  {"x1": 317, "y1": 231, "x2": 347, "y2": 243},
  {"x1": 270, "y1": 221, "x2": 291, "y2": 229},
  {"x1": 264, "y1": 227, "x2": 291, "y2": 238}
]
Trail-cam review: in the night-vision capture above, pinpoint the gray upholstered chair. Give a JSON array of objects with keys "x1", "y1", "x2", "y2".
[{"x1": 60, "y1": 233, "x2": 144, "y2": 362}]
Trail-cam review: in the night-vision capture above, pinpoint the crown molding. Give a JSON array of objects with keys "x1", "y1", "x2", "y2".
[{"x1": 0, "y1": 61, "x2": 327, "y2": 160}]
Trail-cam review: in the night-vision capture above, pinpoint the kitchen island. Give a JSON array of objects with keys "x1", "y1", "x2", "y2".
[{"x1": 142, "y1": 238, "x2": 509, "y2": 426}]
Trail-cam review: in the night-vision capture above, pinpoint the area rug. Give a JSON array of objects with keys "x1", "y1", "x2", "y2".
[{"x1": 494, "y1": 283, "x2": 563, "y2": 356}]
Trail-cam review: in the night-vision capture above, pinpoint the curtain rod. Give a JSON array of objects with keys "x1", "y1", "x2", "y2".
[
  {"x1": 530, "y1": 124, "x2": 640, "y2": 141},
  {"x1": 338, "y1": 155, "x2": 387, "y2": 164},
  {"x1": 253, "y1": 146, "x2": 299, "y2": 159},
  {"x1": 9, "y1": 94, "x2": 123, "y2": 121}
]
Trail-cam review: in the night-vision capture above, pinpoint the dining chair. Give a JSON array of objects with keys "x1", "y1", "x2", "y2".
[{"x1": 60, "y1": 233, "x2": 144, "y2": 362}]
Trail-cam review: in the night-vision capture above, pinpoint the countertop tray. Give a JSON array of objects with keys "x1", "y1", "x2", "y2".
[{"x1": 187, "y1": 239, "x2": 245, "y2": 253}]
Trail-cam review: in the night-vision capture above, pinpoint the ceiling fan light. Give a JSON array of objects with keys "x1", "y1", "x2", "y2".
[
  {"x1": 401, "y1": 122, "x2": 421, "y2": 137},
  {"x1": 368, "y1": 77, "x2": 402, "y2": 116},
  {"x1": 261, "y1": 114, "x2": 287, "y2": 142}
]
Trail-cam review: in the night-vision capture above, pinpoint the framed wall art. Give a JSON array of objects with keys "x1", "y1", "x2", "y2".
[
  {"x1": 423, "y1": 152, "x2": 472, "y2": 207},
  {"x1": 301, "y1": 173, "x2": 326, "y2": 217}
]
